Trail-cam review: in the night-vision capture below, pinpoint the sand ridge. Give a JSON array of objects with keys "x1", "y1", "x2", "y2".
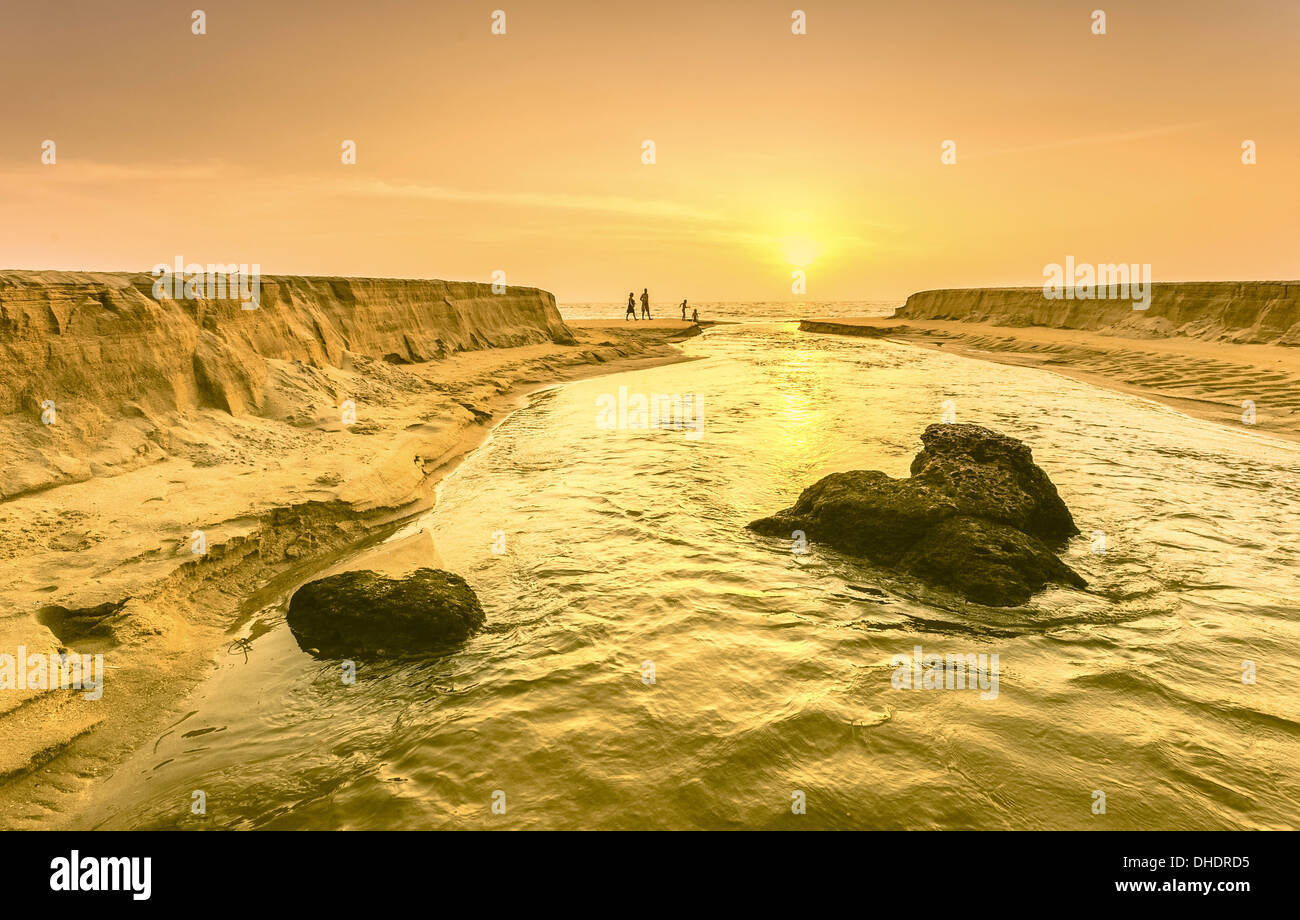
[
  {"x1": 801, "y1": 318, "x2": 1300, "y2": 443},
  {"x1": 896, "y1": 282, "x2": 1300, "y2": 345}
]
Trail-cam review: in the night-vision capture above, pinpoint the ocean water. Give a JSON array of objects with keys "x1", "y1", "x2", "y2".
[
  {"x1": 85, "y1": 322, "x2": 1300, "y2": 830},
  {"x1": 559, "y1": 300, "x2": 899, "y2": 321}
]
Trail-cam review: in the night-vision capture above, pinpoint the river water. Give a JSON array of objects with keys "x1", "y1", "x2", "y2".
[{"x1": 87, "y1": 322, "x2": 1300, "y2": 830}]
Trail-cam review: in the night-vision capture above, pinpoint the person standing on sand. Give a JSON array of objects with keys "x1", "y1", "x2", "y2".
[
  {"x1": 626, "y1": 292, "x2": 636, "y2": 320},
  {"x1": 680, "y1": 299, "x2": 688, "y2": 321},
  {"x1": 692, "y1": 307, "x2": 699, "y2": 324},
  {"x1": 640, "y1": 288, "x2": 650, "y2": 320}
]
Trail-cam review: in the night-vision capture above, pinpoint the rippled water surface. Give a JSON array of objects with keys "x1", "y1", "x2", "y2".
[{"x1": 89, "y1": 323, "x2": 1300, "y2": 829}]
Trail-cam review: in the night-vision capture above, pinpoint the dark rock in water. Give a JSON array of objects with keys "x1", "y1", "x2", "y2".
[
  {"x1": 898, "y1": 516, "x2": 1086, "y2": 606},
  {"x1": 749, "y1": 469, "x2": 958, "y2": 564},
  {"x1": 749, "y1": 424, "x2": 1084, "y2": 606},
  {"x1": 287, "y1": 568, "x2": 485, "y2": 655},
  {"x1": 907, "y1": 423, "x2": 1078, "y2": 541}
]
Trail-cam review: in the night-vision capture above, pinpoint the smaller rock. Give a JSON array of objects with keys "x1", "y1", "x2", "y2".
[{"x1": 286, "y1": 567, "x2": 484, "y2": 656}]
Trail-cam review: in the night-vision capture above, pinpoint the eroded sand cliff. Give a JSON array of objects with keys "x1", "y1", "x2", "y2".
[
  {"x1": 895, "y1": 282, "x2": 1300, "y2": 345},
  {"x1": 805, "y1": 282, "x2": 1300, "y2": 442},
  {"x1": 0, "y1": 271, "x2": 575, "y2": 499}
]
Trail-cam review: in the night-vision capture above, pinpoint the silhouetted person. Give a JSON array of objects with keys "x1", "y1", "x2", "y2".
[
  {"x1": 626, "y1": 292, "x2": 636, "y2": 320},
  {"x1": 640, "y1": 288, "x2": 650, "y2": 320},
  {"x1": 680, "y1": 299, "x2": 687, "y2": 321},
  {"x1": 692, "y1": 307, "x2": 699, "y2": 324}
]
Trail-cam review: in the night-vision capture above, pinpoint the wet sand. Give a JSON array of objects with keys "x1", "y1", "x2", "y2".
[{"x1": 802, "y1": 318, "x2": 1300, "y2": 443}]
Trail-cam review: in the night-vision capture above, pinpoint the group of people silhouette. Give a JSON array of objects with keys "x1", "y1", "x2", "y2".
[{"x1": 625, "y1": 288, "x2": 698, "y2": 324}]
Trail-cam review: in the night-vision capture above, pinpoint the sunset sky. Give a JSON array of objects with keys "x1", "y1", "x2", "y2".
[{"x1": 2, "y1": 0, "x2": 1298, "y2": 302}]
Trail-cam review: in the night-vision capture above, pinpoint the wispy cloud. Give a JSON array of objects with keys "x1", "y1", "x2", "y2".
[
  {"x1": 966, "y1": 121, "x2": 1211, "y2": 160},
  {"x1": 334, "y1": 176, "x2": 730, "y2": 223},
  {"x1": 0, "y1": 159, "x2": 227, "y2": 184},
  {"x1": 0, "y1": 159, "x2": 884, "y2": 257},
  {"x1": 0, "y1": 158, "x2": 728, "y2": 222}
]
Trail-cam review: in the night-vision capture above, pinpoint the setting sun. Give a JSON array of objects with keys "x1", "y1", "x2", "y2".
[{"x1": 781, "y1": 236, "x2": 821, "y2": 268}]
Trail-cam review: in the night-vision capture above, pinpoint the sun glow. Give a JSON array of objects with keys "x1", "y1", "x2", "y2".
[{"x1": 781, "y1": 236, "x2": 820, "y2": 268}]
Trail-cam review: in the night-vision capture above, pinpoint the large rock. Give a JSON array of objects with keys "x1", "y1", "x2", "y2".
[
  {"x1": 907, "y1": 423, "x2": 1078, "y2": 541},
  {"x1": 286, "y1": 567, "x2": 485, "y2": 656},
  {"x1": 749, "y1": 424, "x2": 1084, "y2": 605}
]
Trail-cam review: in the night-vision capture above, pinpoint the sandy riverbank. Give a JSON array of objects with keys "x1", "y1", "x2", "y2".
[
  {"x1": 0, "y1": 316, "x2": 695, "y2": 829},
  {"x1": 801, "y1": 318, "x2": 1300, "y2": 443}
]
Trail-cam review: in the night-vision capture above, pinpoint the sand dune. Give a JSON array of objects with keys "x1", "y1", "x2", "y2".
[
  {"x1": 803, "y1": 282, "x2": 1298, "y2": 442},
  {"x1": 802, "y1": 315, "x2": 1300, "y2": 442}
]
